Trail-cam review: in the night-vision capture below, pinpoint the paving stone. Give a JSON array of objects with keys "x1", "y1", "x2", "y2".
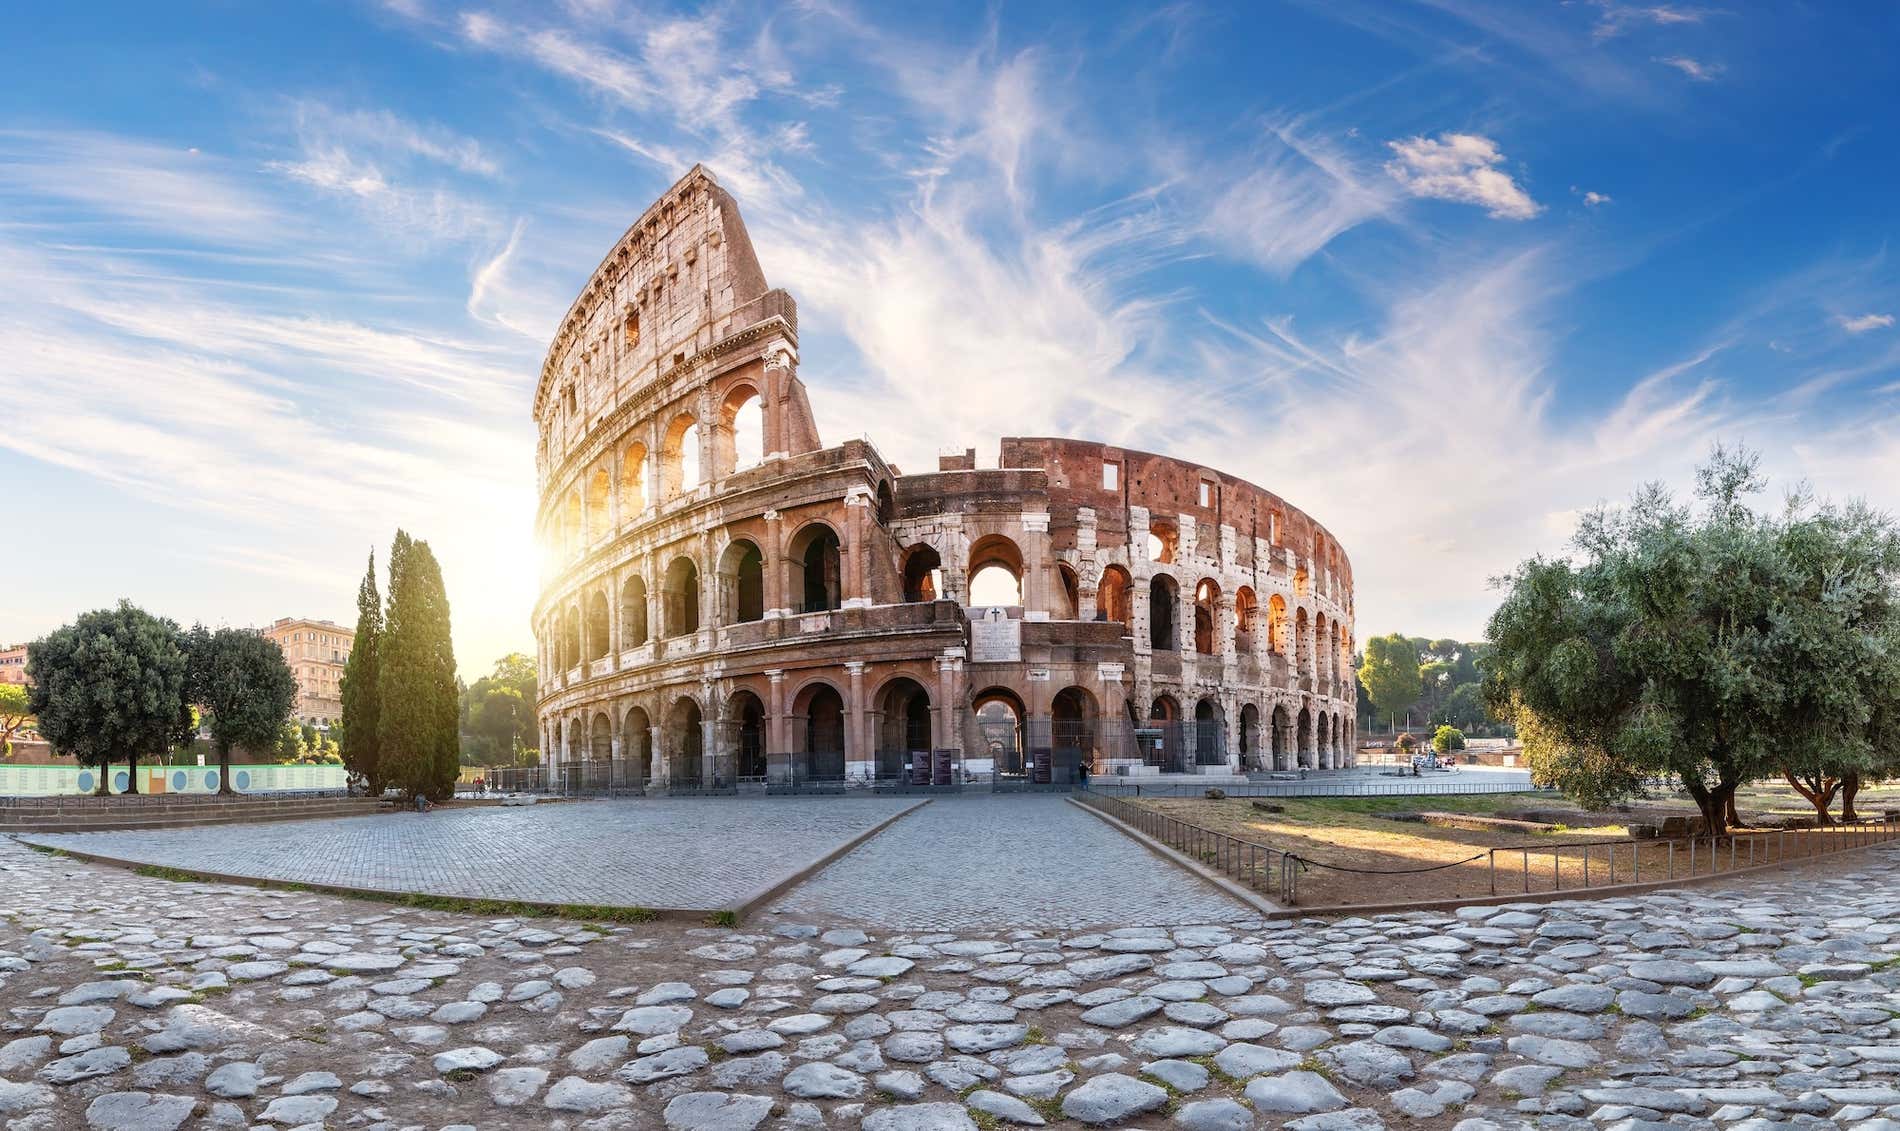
[
  {"x1": 1245, "y1": 1070, "x2": 1351, "y2": 1113},
  {"x1": 1061, "y1": 1072, "x2": 1169, "y2": 1125},
  {"x1": 84, "y1": 1091, "x2": 196, "y2": 1131}
]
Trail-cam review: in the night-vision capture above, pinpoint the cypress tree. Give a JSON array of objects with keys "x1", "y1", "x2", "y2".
[
  {"x1": 340, "y1": 549, "x2": 383, "y2": 794},
  {"x1": 377, "y1": 531, "x2": 459, "y2": 800}
]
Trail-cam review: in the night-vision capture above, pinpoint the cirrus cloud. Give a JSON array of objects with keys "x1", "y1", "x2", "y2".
[{"x1": 1384, "y1": 132, "x2": 1542, "y2": 220}]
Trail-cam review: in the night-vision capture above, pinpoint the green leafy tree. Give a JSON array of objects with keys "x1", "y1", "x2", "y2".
[
  {"x1": 1437, "y1": 681, "x2": 1489, "y2": 729},
  {"x1": 0, "y1": 682, "x2": 31, "y2": 758},
  {"x1": 1432, "y1": 725, "x2": 1466, "y2": 754},
  {"x1": 1486, "y1": 446, "x2": 1900, "y2": 836},
  {"x1": 187, "y1": 626, "x2": 298, "y2": 794},
  {"x1": 458, "y1": 651, "x2": 540, "y2": 766},
  {"x1": 341, "y1": 549, "x2": 383, "y2": 793},
  {"x1": 377, "y1": 532, "x2": 460, "y2": 800},
  {"x1": 1360, "y1": 633, "x2": 1421, "y2": 730},
  {"x1": 28, "y1": 601, "x2": 189, "y2": 794}
]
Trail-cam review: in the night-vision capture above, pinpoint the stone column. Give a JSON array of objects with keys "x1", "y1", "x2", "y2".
[
  {"x1": 1076, "y1": 507, "x2": 1098, "y2": 621},
  {"x1": 842, "y1": 487, "x2": 872, "y2": 608},
  {"x1": 1020, "y1": 511, "x2": 1051, "y2": 620},
  {"x1": 845, "y1": 661, "x2": 868, "y2": 778},
  {"x1": 765, "y1": 670, "x2": 788, "y2": 759},
  {"x1": 651, "y1": 723, "x2": 668, "y2": 786},
  {"x1": 762, "y1": 346, "x2": 794, "y2": 459},
  {"x1": 762, "y1": 510, "x2": 787, "y2": 618}
]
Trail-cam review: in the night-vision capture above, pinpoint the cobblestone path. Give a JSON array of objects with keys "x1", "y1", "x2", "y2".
[
  {"x1": 3, "y1": 835, "x2": 1897, "y2": 1130},
  {"x1": 771, "y1": 794, "x2": 1256, "y2": 930},
  {"x1": 18, "y1": 797, "x2": 919, "y2": 912}
]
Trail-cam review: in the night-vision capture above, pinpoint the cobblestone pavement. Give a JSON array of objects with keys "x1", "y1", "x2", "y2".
[
  {"x1": 17, "y1": 798, "x2": 920, "y2": 912},
  {"x1": 772, "y1": 795, "x2": 1257, "y2": 930},
  {"x1": 4, "y1": 837, "x2": 1897, "y2": 1131}
]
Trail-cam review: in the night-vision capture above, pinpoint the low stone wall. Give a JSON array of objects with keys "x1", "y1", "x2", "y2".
[{"x1": 0, "y1": 793, "x2": 381, "y2": 833}]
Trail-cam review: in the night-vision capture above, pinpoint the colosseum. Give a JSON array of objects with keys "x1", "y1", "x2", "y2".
[{"x1": 531, "y1": 166, "x2": 1356, "y2": 792}]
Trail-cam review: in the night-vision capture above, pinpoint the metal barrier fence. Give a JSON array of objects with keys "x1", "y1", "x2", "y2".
[
  {"x1": 1075, "y1": 789, "x2": 1300, "y2": 903},
  {"x1": 1086, "y1": 777, "x2": 1559, "y2": 799},
  {"x1": 1484, "y1": 814, "x2": 1900, "y2": 895}
]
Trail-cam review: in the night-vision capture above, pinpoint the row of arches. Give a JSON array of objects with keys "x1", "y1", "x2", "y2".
[{"x1": 547, "y1": 383, "x2": 768, "y2": 564}]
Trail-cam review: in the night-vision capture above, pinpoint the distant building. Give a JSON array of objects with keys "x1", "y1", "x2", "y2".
[
  {"x1": 0, "y1": 643, "x2": 26, "y2": 686},
  {"x1": 262, "y1": 618, "x2": 354, "y2": 725}
]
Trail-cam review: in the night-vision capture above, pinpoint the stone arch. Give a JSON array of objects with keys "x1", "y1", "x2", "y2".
[
  {"x1": 873, "y1": 675, "x2": 933, "y2": 781},
  {"x1": 1148, "y1": 519, "x2": 1178, "y2": 564},
  {"x1": 564, "y1": 490, "x2": 582, "y2": 559},
  {"x1": 1051, "y1": 685, "x2": 1098, "y2": 768},
  {"x1": 590, "y1": 712, "x2": 612, "y2": 761},
  {"x1": 1238, "y1": 702, "x2": 1261, "y2": 769},
  {"x1": 786, "y1": 521, "x2": 843, "y2": 614},
  {"x1": 586, "y1": 467, "x2": 611, "y2": 542},
  {"x1": 717, "y1": 382, "x2": 764, "y2": 476},
  {"x1": 876, "y1": 481, "x2": 895, "y2": 526},
  {"x1": 727, "y1": 688, "x2": 767, "y2": 780},
  {"x1": 585, "y1": 589, "x2": 610, "y2": 662},
  {"x1": 718, "y1": 537, "x2": 765, "y2": 624},
  {"x1": 1271, "y1": 703, "x2": 1293, "y2": 770},
  {"x1": 620, "y1": 574, "x2": 648, "y2": 647},
  {"x1": 902, "y1": 543, "x2": 943, "y2": 602},
  {"x1": 661, "y1": 411, "x2": 700, "y2": 499},
  {"x1": 1056, "y1": 562, "x2": 1080, "y2": 619},
  {"x1": 1269, "y1": 593, "x2": 1289, "y2": 656},
  {"x1": 624, "y1": 704, "x2": 652, "y2": 785},
  {"x1": 972, "y1": 685, "x2": 1027, "y2": 778},
  {"x1": 1193, "y1": 578, "x2": 1220, "y2": 654},
  {"x1": 1296, "y1": 705, "x2": 1314, "y2": 768},
  {"x1": 666, "y1": 695, "x2": 703, "y2": 785},
  {"x1": 1149, "y1": 574, "x2": 1179, "y2": 651},
  {"x1": 792, "y1": 681, "x2": 846, "y2": 781},
  {"x1": 1193, "y1": 697, "x2": 1224, "y2": 764},
  {"x1": 967, "y1": 534, "x2": 1024, "y2": 608},
  {"x1": 1235, "y1": 586, "x2": 1258, "y2": 654},
  {"x1": 562, "y1": 605, "x2": 581, "y2": 670},
  {"x1": 1295, "y1": 606, "x2": 1311, "y2": 681},
  {"x1": 621, "y1": 442, "x2": 649, "y2": 519},
  {"x1": 1098, "y1": 564, "x2": 1132, "y2": 625},
  {"x1": 1315, "y1": 612, "x2": 1331, "y2": 690},
  {"x1": 1316, "y1": 712, "x2": 1331, "y2": 769},
  {"x1": 662, "y1": 555, "x2": 700, "y2": 637}
]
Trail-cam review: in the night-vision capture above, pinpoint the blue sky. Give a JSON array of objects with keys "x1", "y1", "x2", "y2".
[{"x1": 5, "y1": 1, "x2": 1898, "y2": 675}]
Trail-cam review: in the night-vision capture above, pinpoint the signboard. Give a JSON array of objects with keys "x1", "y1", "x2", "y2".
[
  {"x1": 969, "y1": 607, "x2": 1021, "y2": 663},
  {"x1": 1026, "y1": 668, "x2": 1050, "y2": 681}
]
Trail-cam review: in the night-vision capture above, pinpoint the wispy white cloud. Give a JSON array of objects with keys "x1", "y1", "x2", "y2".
[
  {"x1": 1384, "y1": 132, "x2": 1542, "y2": 220},
  {"x1": 289, "y1": 101, "x2": 500, "y2": 177},
  {"x1": 1582, "y1": 190, "x2": 1612, "y2": 207},
  {"x1": 1655, "y1": 54, "x2": 1724, "y2": 81},
  {"x1": 1592, "y1": 3, "x2": 1710, "y2": 41},
  {"x1": 1204, "y1": 124, "x2": 1393, "y2": 274},
  {"x1": 1836, "y1": 312, "x2": 1894, "y2": 334},
  {"x1": 0, "y1": 130, "x2": 285, "y2": 245}
]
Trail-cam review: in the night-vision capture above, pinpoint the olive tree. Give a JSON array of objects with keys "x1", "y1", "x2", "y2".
[{"x1": 27, "y1": 601, "x2": 188, "y2": 794}]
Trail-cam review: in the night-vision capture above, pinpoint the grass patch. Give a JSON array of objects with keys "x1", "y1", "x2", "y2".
[
  {"x1": 705, "y1": 910, "x2": 738, "y2": 929},
  {"x1": 133, "y1": 865, "x2": 204, "y2": 883},
  {"x1": 1797, "y1": 972, "x2": 1825, "y2": 988},
  {"x1": 23, "y1": 844, "x2": 69, "y2": 858},
  {"x1": 1024, "y1": 1026, "x2": 1046, "y2": 1044},
  {"x1": 1026, "y1": 1097, "x2": 1064, "y2": 1123}
]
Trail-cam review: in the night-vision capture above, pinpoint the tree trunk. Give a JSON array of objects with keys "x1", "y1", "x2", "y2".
[
  {"x1": 1683, "y1": 773, "x2": 1736, "y2": 839},
  {"x1": 125, "y1": 749, "x2": 140, "y2": 794},
  {"x1": 93, "y1": 763, "x2": 109, "y2": 796},
  {"x1": 1841, "y1": 772, "x2": 1862, "y2": 822},
  {"x1": 218, "y1": 741, "x2": 235, "y2": 795},
  {"x1": 1724, "y1": 790, "x2": 1740, "y2": 830},
  {"x1": 1781, "y1": 770, "x2": 1837, "y2": 824}
]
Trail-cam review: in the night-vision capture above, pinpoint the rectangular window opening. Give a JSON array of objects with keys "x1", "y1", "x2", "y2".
[{"x1": 1102, "y1": 462, "x2": 1119, "y2": 491}]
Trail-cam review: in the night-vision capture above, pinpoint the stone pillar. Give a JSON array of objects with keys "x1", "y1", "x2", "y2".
[
  {"x1": 1020, "y1": 511, "x2": 1051, "y2": 620},
  {"x1": 701, "y1": 684, "x2": 719, "y2": 786},
  {"x1": 762, "y1": 510, "x2": 786, "y2": 618},
  {"x1": 762, "y1": 347, "x2": 794, "y2": 458},
  {"x1": 845, "y1": 661, "x2": 868, "y2": 777},
  {"x1": 766, "y1": 669, "x2": 788, "y2": 758},
  {"x1": 842, "y1": 488, "x2": 872, "y2": 608},
  {"x1": 1076, "y1": 507, "x2": 1098, "y2": 621},
  {"x1": 650, "y1": 723, "x2": 668, "y2": 786}
]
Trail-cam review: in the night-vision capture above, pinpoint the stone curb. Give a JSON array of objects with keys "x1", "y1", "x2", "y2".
[
  {"x1": 1065, "y1": 796, "x2": 1282, "y2": 918},
  {"x1": 725, "y1": 797, "x2": 932, "y2": 920}
]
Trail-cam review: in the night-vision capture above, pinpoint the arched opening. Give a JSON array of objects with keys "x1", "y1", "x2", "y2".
[
  {"x1": 1295, "y1": 607, "x2": 1311, "y2": 681},
  {"x1": 786, "y1": 523, "x2": 842, "y2": 614},
  {"x1": 562, "y1": 606, "x2": 581, "y2": 670},
  {"x1": 1149, "y1": 575, "x2": 1179, "y2": 651},
  {"x1": 793, "y1": 683, "x2": 846, "y2": 782},
  {"x1": 663, "y1": 556, "x2": 700, "y2": 637},
  {"x1": 973, "y1": 687, "x2": 1026, "y2": 779},
  {"x1": 720, "y1": 385, "x2": 764, "y2": 474},
  {"x1": 902, "y1": 544, "x2": 943, "y2": 602},
  {"x1": 876, "y1": 481, "x2": 895, "y2": 525},
  {"x1": 728, "y1": 690, "x2": 767, "y2": 781},
  {"x1": 667, "y1": 697, "x2": 703, "y2": 786},
  {"x1": 1146, "y1": 694, "x2": 1180, "y2": 772},
  {"x1": 585, "y1": 590, "x2": 610, "y2": 662},
  {"x1": 622, "y1": 442, "x2": 649, "y2": 519},
  {"x1": 967, "y1": 535, "x2": 1024, "y2": 608},
  {"x1": 586, "y1": 469, "x2": 611, "y2": 542},
  {"x1": 874, "y1": 677, "x2": 933, "y2": 783},
  {"x1": 1271, "y1": 704, "x2": 1292, "y2": 770},
  {"x1": 1052, "y1": 685, "x2": 1097, "y2": 778},
  {"x1": 1269, "y1": 594, "x2": 1289, "y2": 656},
  {"x1": 1194, "y1": 578, "x2": 1219, "y2": 654},
  {"x1": 564, "y1": 491, "x2": 582, "y2": 559},
  {"x1": 1194, "y1": 698, "x2": 1224, "y2": 765},
  {"x1": 1316, "y1": 712, "x2": 1331, "y2": 770},
  {"x1": 1057, "y1": 563, "x2": 1080, "y2": 619},
  {"x1": 1147, "y1": 520, "x2": 1178, "y2": 564},
  {"x1": 1098, "y1": 565, "x2": 1132, "y2": 625},
  {"x1": 1239, "y1": 703, "x2": 1261, "y2": 770},
  {"x1": 1297, "y1": 706, "x2": 1314, "y2": 768},
  {"x1": 1235, "y1": 587, "x2": 1258, "y2": 654},
  {"x1": 662, "y1": 413, "x2": 700, "y2": 498},
  {"x1": 1315, "y1": 612, "x2": 1331, "y2": 689},
  {"x1": 620, "y1": 574, "x2": 648, "y2": 648},
  {"x1": 624, "y1": 705, "x2": 652, "y2": 786},
  {"x1": 590, "y1": 712, "x2": 612, "y2": 762},
  {"x1": 719, "y1": 539, "x2": 765, "y2": 624}
]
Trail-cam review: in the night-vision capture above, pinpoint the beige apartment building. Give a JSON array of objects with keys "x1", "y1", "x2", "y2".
[
  {"x1": 263, "y1": 618, "x2": 354, "y2": 724},
  {"x1": 0, "y1": 643, "x2": 26, "y2": 686}
]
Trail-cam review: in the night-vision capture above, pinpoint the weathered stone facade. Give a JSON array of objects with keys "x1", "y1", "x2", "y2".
[{"x1": 531, "y1": 166, "x2": 1354, "y2": 787}]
